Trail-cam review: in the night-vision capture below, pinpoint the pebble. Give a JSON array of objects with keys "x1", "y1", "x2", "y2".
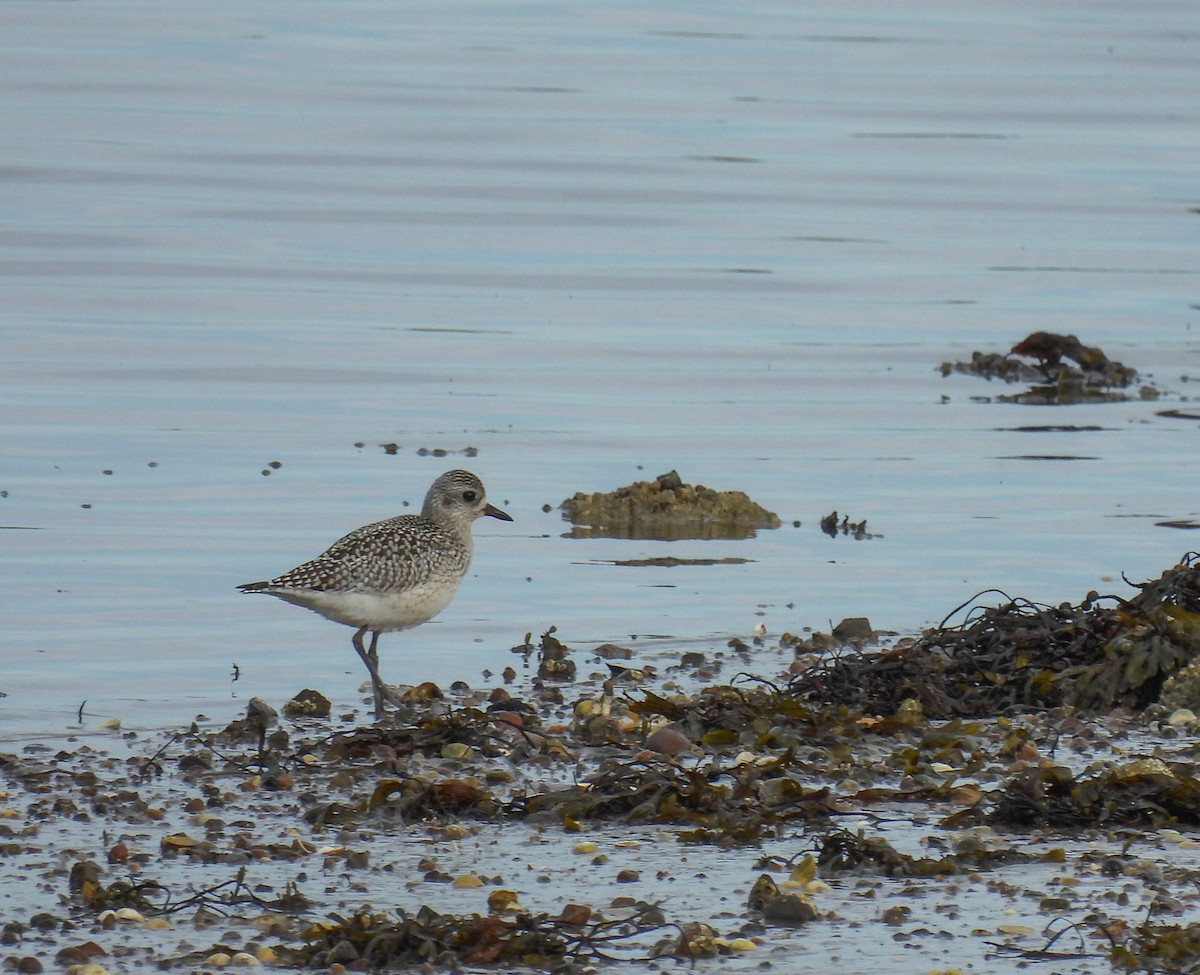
[
  {"x1": 645, "y1": 727, "x2": 692, "y2": 756},
  {"x1": 762, "y1": 893, "x2": 818, "y2": 925}
]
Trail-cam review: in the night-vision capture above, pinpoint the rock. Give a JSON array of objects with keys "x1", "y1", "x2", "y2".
[
  {"x1": 593, "y1": 643, "x2": 634, "y2": 660},
  {"x1": 747, "y1": 874, "x2": 779, "y2": 911},
  {"x1": 761, "y1": 892, "x2": 818, "y2": 925},
  {"x1": 832, "y1": 617, "x2": 873, "y2": 642},
  {"x1": 645, "y1": 727, "x2": 692, "y2": 756},
  {"x1": 561, "y1": 472, "x2": 781, "y2": 540},
  {"x1": 283, "y1": 689, "x2": 331, "y2": 718}
]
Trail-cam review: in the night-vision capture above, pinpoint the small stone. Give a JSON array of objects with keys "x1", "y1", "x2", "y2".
[
  {"x1": 327, "y1": 941, "x2": 359, "y2": 964},
  {"x1": 762, "y1": 893, "x2": 817, "y2": 925},
  {"x1": 486, "y1": 888, "x2": 520, "y2": 912},
  {"x1": 832, "y1": 617, "x2": 873, "y2": 641},
  {"x1": 441, "y1": 742, "x2": 474, "y2": 760},
  {"x1": 593, "y1": 643, "x2": 634, "y2": 660},
  {"x1": 283, "y1": 689, "x2": 331, "y2": 718},
  {"x1": 645, "y1": 727, "x2": 692, "y2": 756}
]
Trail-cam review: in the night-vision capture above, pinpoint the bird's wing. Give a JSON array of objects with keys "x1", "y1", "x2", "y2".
[{"x1": 263, "y1": 517, "x2": 457, "y2": 593}]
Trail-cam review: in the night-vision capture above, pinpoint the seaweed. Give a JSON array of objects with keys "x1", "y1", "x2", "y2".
[
  {"x1": 940, "y1": 331, "x2": 1146, "y2": 404},
  {"x1": 787, "y1": 554, "x2": 1200, "y2": 716},
  {"x1": 987, "y1": 758, "x2": 1200, "y2": 829},
  {"x1": 515, "y1": 750, "x2": 837, "y2": 845},
  {"x1": 278, "y1": 901, "x2": 669, "y2": 968},
  {"x1": 1110, "y1": 921, "x2": 1200, "y2": 971}
]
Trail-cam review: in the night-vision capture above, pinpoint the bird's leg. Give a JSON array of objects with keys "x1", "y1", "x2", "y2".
[
  {"x1": 350, "y1": 626, "x2": 406, "y2": 718},
  {"x1": 366, "y1": 630, "x2": 387, "y2": 717},
  {"x1": 369, "y1": 630, "x2": 410, "y2": 711},
  {"x1": 351, "y1": 626, "x2": 386, "y2": 717}
]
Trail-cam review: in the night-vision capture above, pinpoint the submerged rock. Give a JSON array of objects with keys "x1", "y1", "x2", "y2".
[{"x1": 561, "y1": 470, "x2": 782, "y2": 540}]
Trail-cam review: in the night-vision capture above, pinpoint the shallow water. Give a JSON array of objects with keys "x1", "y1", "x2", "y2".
[
  {"x1": 2, "y1": 0, "x2": 1199, "y2": 793},
  {"x1": 3, "y1": 4, "x2": 1200, "y2": 971}
]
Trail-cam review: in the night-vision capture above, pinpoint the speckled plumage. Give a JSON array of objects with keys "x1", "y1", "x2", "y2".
[{"x1": 239, "y1": 470, "x2": 512, "y2": 717}]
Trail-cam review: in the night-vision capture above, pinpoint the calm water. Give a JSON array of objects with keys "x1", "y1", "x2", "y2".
[{"x1": 2, "y1": 0, "x2": 1198, "y2": 733}]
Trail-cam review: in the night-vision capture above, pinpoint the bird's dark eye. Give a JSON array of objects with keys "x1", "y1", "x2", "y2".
[{"x1": 462, "y1": 490, "x2": 477, "y2": 503}]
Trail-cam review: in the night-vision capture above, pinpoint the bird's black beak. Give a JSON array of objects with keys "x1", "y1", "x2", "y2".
[{"x1": 485, "y1": 503, "x2": 513, "y2": 522}]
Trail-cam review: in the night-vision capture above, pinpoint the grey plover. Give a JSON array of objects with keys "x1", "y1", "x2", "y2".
[{"x1": 238, "y1": 469, "x2": 512, "y2": 718}]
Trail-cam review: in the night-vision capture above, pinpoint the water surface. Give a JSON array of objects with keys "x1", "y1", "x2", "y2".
[{"x1": 2, "y1": 0, "x2": 1197, "y2": 735}]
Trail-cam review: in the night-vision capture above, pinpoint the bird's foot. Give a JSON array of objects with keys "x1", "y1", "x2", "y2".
[{"x1": 370, "y1": 679, "x2": 410, "y2": 719}]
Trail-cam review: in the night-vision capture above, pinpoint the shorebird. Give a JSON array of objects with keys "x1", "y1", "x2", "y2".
[{"x1": 238, "y1": 469, "x2": 512, "y2": 718}]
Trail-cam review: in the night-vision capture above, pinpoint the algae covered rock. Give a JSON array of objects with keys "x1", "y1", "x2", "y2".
[
  {"x1": 940, "y1": 330, "x2": 1146, "y2": 404},
  {"x1": 1159, "y1": 657, "x2": 1200, "y2": 713},
  {"x1": 561, "y1": 470, "x2": 781, "y2": 540}
]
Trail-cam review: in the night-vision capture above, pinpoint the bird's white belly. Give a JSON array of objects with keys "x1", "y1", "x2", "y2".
[{"x1": 273, "y1": 581, "x2": 460, "y2": 632}]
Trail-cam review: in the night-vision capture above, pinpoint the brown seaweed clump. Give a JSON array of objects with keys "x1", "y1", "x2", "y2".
[
  {"x1": 986, "y1": 758, "x2": 1200, "y2": 830},
  {"x1": 279, "y1": 902, "x2": 668, "y2": 969},
  {"x1": 561, "y1": 470, "x2": 782, "y2": 540},
  {"x1": 788, "y1": 553, "x2": 1200, "y2": 717},
  {"x1": 1111, "y1": 921, "x2": 1200, "y2": 973},
  {"x1": 940, "y1": 330, "x2": 1147, "y2": 404},
  {"x1": 517, "y1": 749, "x2": 840, "y2": 846}
]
